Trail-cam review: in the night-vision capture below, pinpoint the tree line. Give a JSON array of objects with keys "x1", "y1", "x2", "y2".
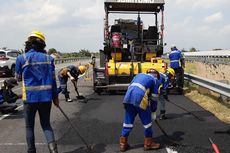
[{"x1": 47, "y1": 48, "x2": 99, "y2": 58}]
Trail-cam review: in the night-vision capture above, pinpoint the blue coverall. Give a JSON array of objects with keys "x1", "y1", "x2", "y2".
[
  {"x1": 169, "y1": 48, "x2": 184, "y2": 90},
  {"x1": 121, "y1": 73, "x2": 157, "y2": 137}
]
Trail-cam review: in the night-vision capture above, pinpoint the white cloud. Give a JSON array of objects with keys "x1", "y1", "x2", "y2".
[
  {"x1": 175, "y1": 0, "x2": 228, "y2": 8},
  {"x1": 204, "y1": 12, "x2": 223, "y2": 23},
  {"x1": 0, "y1": 0, "x2": 65, "y2": 27},
  {"x1": 72, "y1": 2, "x2": 104, "y2": 20},
  {"x1": 219, "y1": 24, "x2": 230, "y2": 35}
]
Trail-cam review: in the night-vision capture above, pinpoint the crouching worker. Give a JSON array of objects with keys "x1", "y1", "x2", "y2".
[
  {"x1": 158, "y1": 68, "x2": 175, "y2": 120},
  {"x1": 0, "y1": 78, "x2": 21, "y2": 114},
  {"x1": 57, "y1": 65, "x2": 87, "y2": 102},
  {"x1": 120, "y1": 68, "x2": 161, "y2": 152}
]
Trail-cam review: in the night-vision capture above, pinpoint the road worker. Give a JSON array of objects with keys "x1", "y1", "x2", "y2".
[
  {"x1": 169, "y1": 44, "x2": 185, "y2": 94},
  {"x1": 15, "y1": 31, "x2": 59, "y2": 153},
  {"x1": 57, "y1": 65, "x2": 87, "y2": 102},
  {"x1": 0, "y1": 78, "x2": 21, "y2": 114},
  {"x1": 157, "y1": 68, "x2": 175, "y2": 120},
  {"x1": 120, "y1": 68, "x2": 161, "y2": 152}
]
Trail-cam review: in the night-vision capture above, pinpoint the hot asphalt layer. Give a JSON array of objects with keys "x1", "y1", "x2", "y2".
[{"x1": 56, "y1": 91, "x2": 230, "y2": 153}]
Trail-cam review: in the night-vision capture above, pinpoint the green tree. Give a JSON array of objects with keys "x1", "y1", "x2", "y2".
[
  {"x1": 189, "y1": 47, "x2": 197, "y2": 52},
  {"x1": 79, "y1": 49, "x2": 91, "y2": 57},
  {"x1": 48, "y1": 48, "x2": 57, "y2": 55}
]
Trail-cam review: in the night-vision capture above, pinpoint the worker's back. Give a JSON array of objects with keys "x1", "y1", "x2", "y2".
[{"x1": 16, "y1": 49, "x2": 56, "y2": 102}]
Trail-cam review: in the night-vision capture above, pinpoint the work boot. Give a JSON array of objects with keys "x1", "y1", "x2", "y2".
[
  {"x1": 27, "y1": 149, "x2": 36, "y2": 153},
  {"x1": 144, "y1": 137, "x2": 160, "y2": 150},
  {"x1": 120, "y1": 136, "x2": 129, "y2": 152},
  {"x1": 48, "y1": 142, "x2": 58, "y2": 153},
  {"x1": 159, "y1": 110, "x2": 166, "y2": 120},
  {"x1": 65, "y1": 98, "x2": 73, "y2": 102}
]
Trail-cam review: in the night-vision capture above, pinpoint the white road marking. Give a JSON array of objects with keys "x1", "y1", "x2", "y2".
[
  {"x1": 0, "y1": 105, "x2": 23, "y2": 121},
  {"x1": 0, "y1": 143, "x2": 46, "y2": 146},
  {"x1": 166, "y1": 147, "x2": 178, "y2": 153}
]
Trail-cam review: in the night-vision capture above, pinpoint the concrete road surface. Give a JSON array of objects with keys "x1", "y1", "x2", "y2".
[{"x1": 0, "y1": 62, "x2": 230, "y2": 153}]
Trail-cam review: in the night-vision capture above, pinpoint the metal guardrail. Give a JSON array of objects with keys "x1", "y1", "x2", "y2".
[
  {"x1": 184, "y1": 56, "x2": 230, "y2": 65},
  {"x1": 184, "y1": 72, "x2": 230, "y2": 98},
  {"x1": 54, "y1": 57, "x2": 91, "y2": 64}
]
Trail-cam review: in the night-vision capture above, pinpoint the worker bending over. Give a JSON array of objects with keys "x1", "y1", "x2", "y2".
[
  {"x1": 58, "y1": 65, "x2": 87, "y2": 102},
  {"x1": 120, "y1": 68, "x2": 161, "y2": 152},
  {"x1": 0, "y1": 78, "x2": 21, "y2": 114}
]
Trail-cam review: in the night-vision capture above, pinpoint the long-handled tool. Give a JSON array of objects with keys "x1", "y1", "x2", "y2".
[
  {"x1": 209, "y1": 138, "x2": 220, "y2": 153},
  {"x1": 154, "y1": 120, "x2": 180, "y2": 146},
  {"x1": 72, "y1": 81, "x2": 86, "y2": 100},
  {"x1": 167, "y1": 99, "x2": 203, "y2": 121},
  {"x1": 57, "y1": 106, "x2": 93, "y2": 152},
  {"x1": 214, "y1": 129, "x2": 230, "y2": 135}
]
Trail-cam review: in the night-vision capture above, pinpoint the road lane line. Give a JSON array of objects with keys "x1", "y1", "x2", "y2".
[
  {"x1": 166, "y1": 147, "x2": 178, "y2": 153},
  {"x1": 0, "y1": 105, "x2": 23, "y2": 121},
  {"x1": 0, "y1": 143, "x2": 46, "y2": 146}
]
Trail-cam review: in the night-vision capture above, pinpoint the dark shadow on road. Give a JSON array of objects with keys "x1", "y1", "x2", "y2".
[
  {"x1": 164, "y1": 110, "x2": 212, "y2": 121},
  {"x1": 63, "y1": 143, "x2": 106, "y2": 153}
]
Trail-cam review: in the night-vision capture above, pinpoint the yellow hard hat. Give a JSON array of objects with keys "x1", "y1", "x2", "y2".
[
  {"x1": 29, "y1": 31, "x2": 45, "y2": 42},
  {"x1": 167, "y1": 68, "x2": 175, "y2": 77},
  {"x1": 78, "y1": 65, "x2": 87, "y2": 74}
]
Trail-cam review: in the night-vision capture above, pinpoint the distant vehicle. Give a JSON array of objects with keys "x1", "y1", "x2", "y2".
[{"x1": 0, "y1": 49, "x2": 21, "y2": 77}]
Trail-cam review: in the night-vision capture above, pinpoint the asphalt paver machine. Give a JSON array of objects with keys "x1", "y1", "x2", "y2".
[{"x1": 94, "y1": 0, "x2": 166, "y2": 93}]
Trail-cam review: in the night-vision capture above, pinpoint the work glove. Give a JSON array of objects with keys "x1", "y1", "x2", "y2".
[
  {"x1": 151, "y1": 112, "x2": 157, "y2": 121},
  {"x1": 70, "y1": 77, "x2": 75, "y2": 81},
  {"x1": 53, "y1": 97, "x2": 60, "y2": 107}
]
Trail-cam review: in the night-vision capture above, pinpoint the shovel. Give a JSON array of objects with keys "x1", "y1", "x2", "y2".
[{"x1": 72, "y1": 81, "x2": 86, "y2": 100}]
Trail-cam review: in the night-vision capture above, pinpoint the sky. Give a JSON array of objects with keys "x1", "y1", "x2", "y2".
[{"x1": 0, "y1": 0, "x2": 229, "y2": 53}]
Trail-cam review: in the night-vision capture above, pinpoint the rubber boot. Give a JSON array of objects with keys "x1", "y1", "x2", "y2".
[
  {"x1": 120, "y1": 136, "x2": 129, "y2": 152},
  {"x1": 48, "y1": 142, "x2": 58, "y2": 153},
  {"x1": 27, "y1": 149, "x2": 36, "y2": 153},
  {"x1": 144, "y1": 137, "x2": 160, "y2": 150},
  {"x1": 159, "y1": 110, "x2": 166, "y2": 120}
]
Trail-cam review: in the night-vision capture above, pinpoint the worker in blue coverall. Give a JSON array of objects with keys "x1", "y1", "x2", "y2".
[
  {"x1": 150, "y1": 68, "x2": 175, "y2": 120},
  {"x1": 169, "y1": 44, "x2": 185, "y2": 94},
  {"x1": 0, "y1": 78, "x2": 21, "y2": 114},
  {"x1": 120, "y1": 69, "x2": 161, "y2": 152},
  {"x1": 16, "y1": 31, "x2": 59, "y2": 153},
  {"x1": 57, "y1": 65, "x2": 87, "y2": 102}
]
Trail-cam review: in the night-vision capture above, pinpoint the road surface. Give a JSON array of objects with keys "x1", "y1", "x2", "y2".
[{"x1": 0, "y1": 62, "x2": 230, "y2": 153}]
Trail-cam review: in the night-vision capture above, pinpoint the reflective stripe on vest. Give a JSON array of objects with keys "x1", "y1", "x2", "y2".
[
  {"x1": 25, "y1": 85, "x2": 52, "y2": 91},
  {"x1": 130, "y1": 83, "x2": 146, "y2": 92},
  {"x1": 22, "y1": 53, "x2": 51, "y2": 69},
  {"x1": 170, "y1": 60, "x2": 179, "y2": 63},
  {"x1": 22, "y1": 61, "x2": 52, "y2": 69}
]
